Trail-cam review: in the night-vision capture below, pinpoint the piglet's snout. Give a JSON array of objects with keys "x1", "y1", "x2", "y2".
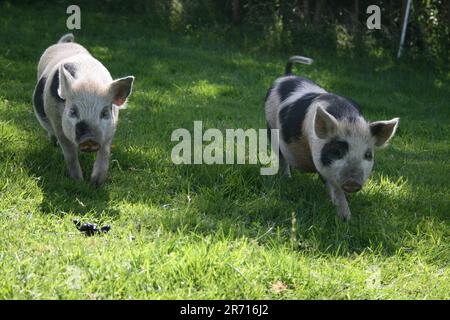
[
  {"x1": 79, "y1": 140, "x2": 100, "y2": 153},
  {"x1": 342, "y1": 180, "x2": 362, "y2": 193},
  {"x1": 76, "y1": 121, "x2": 101, "y2": 153}
]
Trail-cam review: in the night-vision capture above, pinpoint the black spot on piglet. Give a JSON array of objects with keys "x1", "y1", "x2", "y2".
[
  {"x1": 320, "y1": 139, "x2": 349, "y2": 166},
  {"x1": 33, "y1": 76, "x2": 47, "y2": 120},
  {"x1": 278, "y1": 77, "x2": 302, "y2": 102},
  {"x1": 279, "y1": 93, "x2": 320, "y2": 143},
  {"x1": 75, "y1": 121, "x2": 89, "y2": 140}
]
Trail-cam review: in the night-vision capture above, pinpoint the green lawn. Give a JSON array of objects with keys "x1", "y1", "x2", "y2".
[{"x1": 0, "y1": 3, "x2": 448, "y2": 299}]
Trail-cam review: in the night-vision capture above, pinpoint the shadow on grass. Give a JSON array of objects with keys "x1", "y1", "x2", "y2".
[
  {"x1": 133, "y1": 159, "x2": 448, "y2": 258},
  {"x1": 19, "y1": 121, "x2": 448, "y2": 258},
  {"x1": 23, "y1": 142, "x2": 155, "y2": 218}
]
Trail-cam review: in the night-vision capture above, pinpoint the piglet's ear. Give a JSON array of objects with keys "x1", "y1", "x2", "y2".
[
  {"x1": 109, "y1": 76, "x2": 134, "y2": 107},
  {"x1": 370, "y1": 118, "x2": 399, "y2": 147},
  {"x1": 314, "y1": 106, "x2": 338, "y2": 139},
  {"x1": 58, "y1": 65, "x2": 75, "y2": 100}
]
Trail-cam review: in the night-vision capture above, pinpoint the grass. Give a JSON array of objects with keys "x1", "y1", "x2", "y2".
[{"x1": 0, "y1": 3, "x2": 449, "y2": 299}]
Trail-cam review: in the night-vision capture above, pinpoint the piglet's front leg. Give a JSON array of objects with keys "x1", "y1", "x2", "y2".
[
  {"x1": 57, "y1": 134, "x2": 83, "y2": 181},
  {"x1": 91, "y1": 142, "x2": 112, "y2": 187},
  {"x1": 326, "y1": 182, "x2": 351, "y2": 221}
]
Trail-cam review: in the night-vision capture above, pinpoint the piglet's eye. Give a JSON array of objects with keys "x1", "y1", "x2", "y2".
[
  {"x1": 69, "y1": 106, "x2": 79, "y2": 118},
  {"x1": 100, "y1": 107, "x2": 110, "y2": 119},
  {"x1": 364, "y1": 149, "x2": 373, "y2": 161}
]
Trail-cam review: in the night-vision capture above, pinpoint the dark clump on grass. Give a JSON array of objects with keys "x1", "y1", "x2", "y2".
[{"x1": 73, "y1": 219, "x2": 111, "y2": 236}]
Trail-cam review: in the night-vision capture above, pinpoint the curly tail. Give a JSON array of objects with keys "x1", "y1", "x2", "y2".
[
  {"x1": 57, "y1": 33, "x2": 75, "y2": 44},
  {"x1": 284, "y1": 56, "x2": 313, "y2": 76}
]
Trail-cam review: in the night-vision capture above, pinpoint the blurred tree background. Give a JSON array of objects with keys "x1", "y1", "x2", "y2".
[{"x1": 8, "y1": 0, "x2": 450, "y2": 68}]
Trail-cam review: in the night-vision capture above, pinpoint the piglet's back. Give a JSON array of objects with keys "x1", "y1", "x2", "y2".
[{"x1": 37, "y1": 42, "x2": 90, "y2": 80}]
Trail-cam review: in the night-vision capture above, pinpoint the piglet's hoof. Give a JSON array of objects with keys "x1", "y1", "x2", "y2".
[
  {"x1": 73, "y1": 219, "x2": 111, "y2": 236},
  {"x1": 91, "y1": 174, "x2": 107, "y2": 187},
  {"x1": 337, "y1": 206, "x2": 351, "y2": 221}
]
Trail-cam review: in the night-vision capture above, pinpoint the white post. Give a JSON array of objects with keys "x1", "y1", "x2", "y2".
[{"x1": 397, "y1": 0, "x2": 412, "y2": 58}]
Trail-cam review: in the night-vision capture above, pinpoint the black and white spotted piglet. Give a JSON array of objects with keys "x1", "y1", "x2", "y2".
[
  {"x1": 32, "y1": 34, "x2": 134, "y2": 185},
  {"x1": 265, "y1": 56, "x2": 399, "y2": 220}
]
